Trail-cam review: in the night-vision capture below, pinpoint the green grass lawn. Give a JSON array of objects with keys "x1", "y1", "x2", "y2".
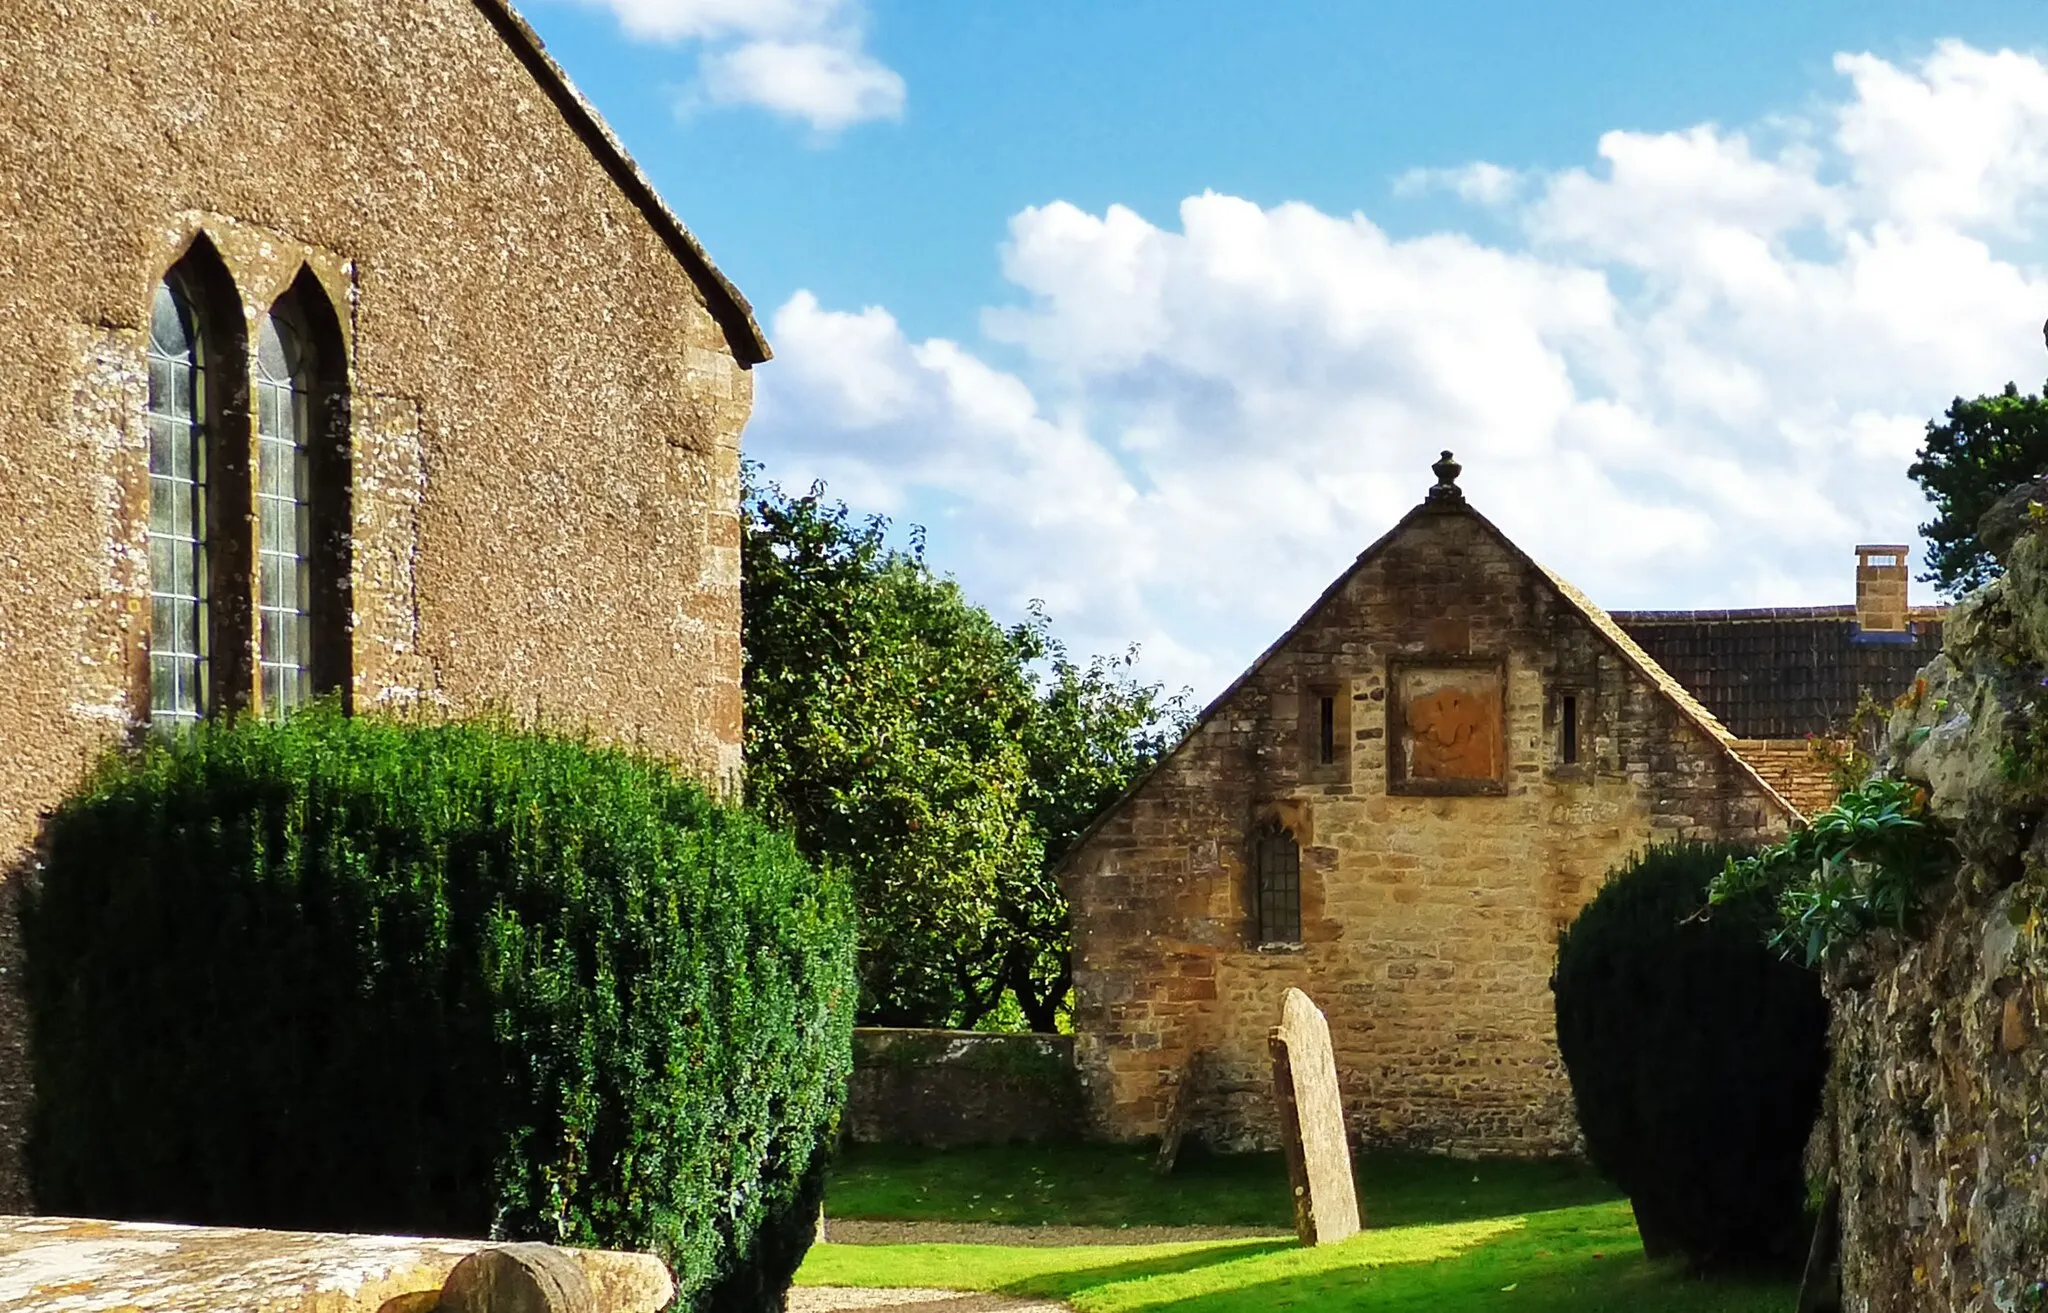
[
  {"x1": 803, "y1": 1145, "x2": 1801, "y2": 1312},
  {"x1": 823, "y1": 1142, "x2": 1620, "y2": 1229}
]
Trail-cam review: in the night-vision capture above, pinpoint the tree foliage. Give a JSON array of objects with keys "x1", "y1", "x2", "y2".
[
  {"x1": 742, "y1": 467, "x2": 1189, "y2": 1030},
  {"x1": 1910, "y1": 381, "x2": 2048, "y2": 596},
  {"x1": 1707, "y1": 775, "x2": 1950, "y2": 966},
  {"x1": 1009, "y1": 640, "x2": 1191, "y2": 1029}
]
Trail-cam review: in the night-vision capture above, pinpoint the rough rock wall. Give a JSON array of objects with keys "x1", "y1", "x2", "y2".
[
  {"x1": 0, "y1": 0, "x2": 756, "y2": 1212},
  {"x1": 1064, "y1": 502, "x2": 1794, "y2": 1157},
  {"x1": 1831, "y1": 531, "x2": 2048, "y2": 1313}
]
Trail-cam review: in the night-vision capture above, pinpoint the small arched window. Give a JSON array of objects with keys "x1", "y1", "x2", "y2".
[
  {"x1": 254, "y1": 270, "x2": 351, "y2": 717},
  {"x1": 146, "y1": 277, "x2": 210, "y2": 727},
  {"x1": 255, "y1": 311, "x2": 314, "y2": 715},
  {"x1": 1252, "y1": 822, "x2": 1302, "y2": 945}
]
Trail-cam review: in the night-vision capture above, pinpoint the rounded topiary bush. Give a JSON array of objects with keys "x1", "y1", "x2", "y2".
[
  {"x1": 1551, "y1": 841, "x2": 1828, "y2": 1272},
  {"x1": 24, "y1": 708, "x2": 855, "y2": 1312}
]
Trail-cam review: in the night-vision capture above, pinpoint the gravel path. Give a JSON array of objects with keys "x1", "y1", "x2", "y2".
[{"x1": 820, "y1": 1220, "x2": 1287, "y2": 1247}]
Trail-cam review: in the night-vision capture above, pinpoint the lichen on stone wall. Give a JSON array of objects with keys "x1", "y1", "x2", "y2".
[{"x1": 1830, "y1": 529, "x2": 2048, "y2": 1313}]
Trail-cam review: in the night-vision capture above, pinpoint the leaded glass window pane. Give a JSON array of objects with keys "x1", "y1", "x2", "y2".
[
  {"x1": 255, "y1": 313, "x2": 314, "y2": 716},
  {"x1": 147, "y1": 281, "x2": 207, "y2": 728},
  {"x1": 1255, "y1": 825, "x2": 1302, "y2": 944}
]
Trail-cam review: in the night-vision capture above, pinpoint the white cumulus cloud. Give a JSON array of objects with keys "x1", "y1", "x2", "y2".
[
  {"x1": 698, "y1": 40, "x2": 903, "y2": 131},
  {"x1": 574, "y1": 0, "x2": 902, "y2": 131},
  {"x1": 1393, "y1": 161, "x2": 1525, "y2": 206},
  {"x1": 747, "y1": 42, "x2": 2048, "y2": 699}
]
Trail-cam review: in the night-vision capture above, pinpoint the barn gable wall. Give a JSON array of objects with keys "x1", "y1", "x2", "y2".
[{"x1": 1064, "y1": 501, "x2": 1791, "y2": 1154}]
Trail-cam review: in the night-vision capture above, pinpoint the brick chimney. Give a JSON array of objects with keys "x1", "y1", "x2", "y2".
[{"x1": 1855, "y1": 544, "x2": 1910, "y2": 632}]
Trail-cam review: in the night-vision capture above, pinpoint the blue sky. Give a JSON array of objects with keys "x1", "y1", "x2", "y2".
[{"x1": 530, "y1": 0, "x2": 2048, "y2": 698}]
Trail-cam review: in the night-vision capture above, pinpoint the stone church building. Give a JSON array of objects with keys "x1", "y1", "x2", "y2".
[
  {"x1": 1062, "y1": 454, "x2": 1942, "y2": 1156},
  {"x1": 0, "y1": 0, "x2": 766, "y2": 1211}
]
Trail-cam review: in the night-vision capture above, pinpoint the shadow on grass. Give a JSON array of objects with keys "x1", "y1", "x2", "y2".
[
  {"x1": 990, "y1": 1238, "x2": 1296, "y2": 1300},
  {"x1": 1134, "y1": 1244, "x2": 1799, "y2": 1313},
  {"x1": 826, "y1": 1141, "x2": 1621, "y2": 1231},
  {"x1": 988, "y1": 1205, "x2": 1797, "y2": 1313}
]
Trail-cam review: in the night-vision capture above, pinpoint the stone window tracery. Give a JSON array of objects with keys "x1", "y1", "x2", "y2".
[{"x1": 141, "y1": 245, "x2": 353, "y2": 728}]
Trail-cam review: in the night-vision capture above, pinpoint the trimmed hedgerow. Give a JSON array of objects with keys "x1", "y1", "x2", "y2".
[
  {"x1": 23, "y1": 707, "x2": 855, "y2": 1312},
  {"x1": 1551, "y1": 841, "x2": 1828, "y2": 1273}
]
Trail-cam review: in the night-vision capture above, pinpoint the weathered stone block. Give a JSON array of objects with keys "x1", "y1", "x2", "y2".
[
  {"x1": 1269, "y1": 989, "x2": 1362, "y2": 1246},
  {"x1": 0, "y1": 1216, "x2": 673, "y2": 1313}
]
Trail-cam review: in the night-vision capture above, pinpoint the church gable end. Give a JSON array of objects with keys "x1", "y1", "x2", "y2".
[{"x1": 0, "y1": 0, "x2": 764, "y2": 1211}]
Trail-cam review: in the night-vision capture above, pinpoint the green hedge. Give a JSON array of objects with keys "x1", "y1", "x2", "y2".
[
  {"x1": 1551, "y1": 842, "x2": 1827, "y2": 1273},
  {"x1": 24, "y1": 709, "x2": 855, "y2": 1311}
]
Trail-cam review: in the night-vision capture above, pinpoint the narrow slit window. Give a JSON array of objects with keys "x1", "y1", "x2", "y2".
[
  {"x1": 255, "y1": 313, "x2": 313, "y2": 716},
  {"x1": 147, "y1": 280, "x2": 208, "y2": 728},
  {"x1": 1254, "y1": 824, "x2": 1302, "y2": 944},
  {"x1": 1561, "y1": 694, "x2": 1579, "y2": 765},
  {"x1": 1318, "y1": 695, "x2": 1336, "y2": 765}
]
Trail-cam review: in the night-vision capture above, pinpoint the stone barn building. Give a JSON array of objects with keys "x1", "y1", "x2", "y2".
[
  {"x1": 0, "y1": 0, "x2": 767, "y2": 1210},
  {"x1": 1061, "y1": 454, "x2": 1941, "y2": 1156}
]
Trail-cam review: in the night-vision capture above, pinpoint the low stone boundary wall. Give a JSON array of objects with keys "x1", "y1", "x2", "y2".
[
  {"x1": 0, "y1": 1215, "x2": 673, "y2": 1312},
  {"x1": 845, "y1": 1028, "x2": 1081, "y2": 1148}
]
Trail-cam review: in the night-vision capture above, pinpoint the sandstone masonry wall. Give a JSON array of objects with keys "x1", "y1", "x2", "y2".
[
  {"x1": 0, "y1": 0, "x2": 757, "y2": 1211},
  {"x1": 1064, "y1": 503, "x2": 1793, "y2": 1156}
]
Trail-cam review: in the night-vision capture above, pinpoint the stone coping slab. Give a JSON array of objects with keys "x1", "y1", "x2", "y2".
[{"x1": 0, "y1": 1215, "x2": 672, "y2": 1312}]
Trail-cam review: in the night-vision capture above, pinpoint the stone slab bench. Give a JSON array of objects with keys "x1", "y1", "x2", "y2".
[{"x1": 0, "y1": 1215, "x2": 673, "y2": 1312}]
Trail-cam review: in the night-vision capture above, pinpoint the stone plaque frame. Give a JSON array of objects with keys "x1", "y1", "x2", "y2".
[{"x1": 1385, "y1": 656, "x2": 1508, "y2": 796}]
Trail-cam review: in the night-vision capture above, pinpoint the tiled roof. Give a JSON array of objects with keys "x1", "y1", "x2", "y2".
[
  {"x1": 1611, "y1": 607, "x2": 1945, "y2": 740},
  {"x1": 1727, "y1": 739, "x2": 1846, "y2": 818},
  {"x1": 1536, "y1": 565, "x2": 1736, "y2": 745},
  {"x1": 1530, "y1": 564, "x2": 1802, "y2": 820}
]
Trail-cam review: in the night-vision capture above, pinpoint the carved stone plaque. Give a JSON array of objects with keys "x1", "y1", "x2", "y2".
[{"x1": 1268, "y1": 988, "x2": 1362, "y2": 1245}]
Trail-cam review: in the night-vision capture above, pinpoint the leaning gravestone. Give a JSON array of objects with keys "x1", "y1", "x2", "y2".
[
  {"x1": 1153, "y1": 1047, "x2": 1208, "y2": 1177},
  {"x1": 1268, "y1": 987, "x2": 1362, "y2": 1245}
]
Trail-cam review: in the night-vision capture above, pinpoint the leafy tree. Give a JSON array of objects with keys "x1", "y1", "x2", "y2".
[
  {"x1": 1909, "y1": 381, "x2": 2048, "y2": 596},
  {"x1": 742, "y1": 474, "x2": 1039, "y2": 1027},
  {"x1": 1009, "y1": 638, "x2": 1191, "y2": 1029},
  {"x1": 742, "y1": 467, "x2": 1188, "y2": 1030}
]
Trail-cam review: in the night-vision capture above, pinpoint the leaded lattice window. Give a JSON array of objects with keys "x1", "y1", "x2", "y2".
[
  {"x1": 147, "y1": 280, "x2": 208, "y2": 727},
  {"x1": 255, "y1": 313, "x2": 314, "y2": 716},
  {"x1": 1254, "y1": 823, "x2": 1302, "y2": 944}
]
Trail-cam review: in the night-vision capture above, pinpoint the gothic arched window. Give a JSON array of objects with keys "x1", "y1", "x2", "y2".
[
  {"x1": 146, "y1": 276, "x2": 211, "y2": 727},
  {"x1": 257, "y1": 269, "x2": 353, "y2": 715},
  {"x1": 1253, "y1": 822, "x2": 1302, "y2": 945},
  {"x1": 143, "y1": 246, "x2": 349, "y2": 728},
  {"x1": 255, "y1": 310, "x2": 314, "y2": 714}
]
